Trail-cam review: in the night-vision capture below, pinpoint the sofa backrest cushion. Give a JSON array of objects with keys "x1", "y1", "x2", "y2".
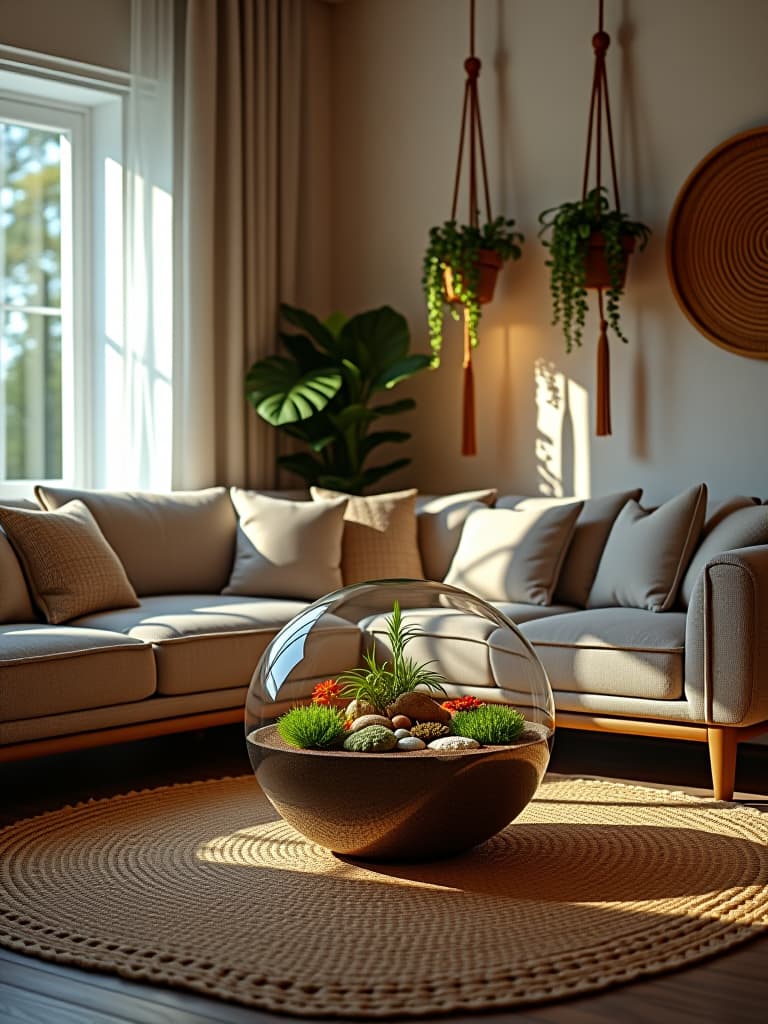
[
  {"x1": 587, "y1": 483, "x2": 708, "y2": 613},
  {"x1": 223, "y1": 489, "x2": 347, "y2": 600},
  {"x1": 310, "y1": 487, "x2": 424, "y2": 585},
  {"x1": 416, "y1": 489, "x2": 498, "y2": 581},
  {"x1": 497, "y1": 489, "x2": 642, "y2": 607},
  {"x1": 0, "y1": 499, "x2": 39, "y2": 623},
  {"x1": 35, "y1": 485, "x2": 237, "y2": 596},
  {"x1": 444, "y1": 502, "x2": 583, "y2": 605},
  {"x1": 0, "y1": 500, "x2": 139, "y2": 624},
  {"x1": 679, "y1": 503, "x2": 768, "y2": 608}
]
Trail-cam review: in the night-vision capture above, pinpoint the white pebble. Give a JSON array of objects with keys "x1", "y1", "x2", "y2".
[
  {"x1": 394, "y1": 728, "x2": 412, "y2": 739},
  {"x1": 428, "y1": 735, "x2": 481, "y2": 750}
]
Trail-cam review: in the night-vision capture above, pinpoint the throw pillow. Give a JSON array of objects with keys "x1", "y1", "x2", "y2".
[
  {"x1": 35, "y1": 485, "x2": 236, "y2": 595},
  {"x1": 0, "y1": 500, "x2": 139, "y2": 624},
  {"x1": 679, "y1": 503, "x2": 768, "y2": 608},
  {"x1": 443, "y1": 502, "x2": 584, "y2": 605},
  {"x1": 497, "y1": 489, "x2": 642, "y2": 607},
  {"x1": 0, "y1": 498, "x2": 40, "y2": 623},
  {"x1": 223, "y1": 489, "x2": 347, "y2": 600},
  {"x1": 586, "y1": 483, "x2": 708, "y2": 613},
  {"x1": 310, "y1": 487, "x2": 424, "y2": 585},
  {"x1": 416, "y1": 489, "x2": 498, "y2": 581}
]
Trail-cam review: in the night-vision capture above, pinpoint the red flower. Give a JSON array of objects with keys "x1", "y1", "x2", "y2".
[
  {"x1": 311, "y1": 679, "x2": 342, "y2": 706},
  {"x1": 441, "y1": 696, "x2": 485, "y2": 713}
]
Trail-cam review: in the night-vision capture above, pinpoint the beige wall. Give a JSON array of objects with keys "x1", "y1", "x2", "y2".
[
  {"x1": 0, "y1": 0, "x2": 131, "y2": 71},
  {"x1": 326, "y1": 0, "x2": 768, "y2": 504}
]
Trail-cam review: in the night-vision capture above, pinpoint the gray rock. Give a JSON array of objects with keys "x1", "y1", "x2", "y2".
[
  {"x1": 396, "y1": 735, "x2": 426, "y2": 751},
  {"x1": 393, "y1": 728, "x2": 412, "y2": 739},
  {"x1": 345, "y1": 698, "x2": 377, "y2": 720},
  {"x1": 428, "y1": 735, "x2": 481, "y2": 751},
  {"x1": 387, "y1": 692, "x2": 451, "y2": 725}
]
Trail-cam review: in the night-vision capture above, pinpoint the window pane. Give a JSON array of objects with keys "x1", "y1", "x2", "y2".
[
  {"x1": 3, "y1": 309, "x2": 62, "y2": 479},
  {"x1": 1, "y1": 123, "x2": 62, "y2": 309}
]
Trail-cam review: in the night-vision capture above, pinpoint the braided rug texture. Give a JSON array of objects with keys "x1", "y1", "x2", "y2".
[{"x1": 1, "y1": 774, "x2": 766, "y2": 1018}]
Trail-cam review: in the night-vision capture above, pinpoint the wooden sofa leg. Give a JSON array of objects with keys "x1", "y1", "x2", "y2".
[{"x1": 707, "y1": 727, "x2": 738, "y2": 801}]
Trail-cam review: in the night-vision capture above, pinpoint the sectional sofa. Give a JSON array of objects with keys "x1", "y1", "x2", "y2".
[{"x1": 1, "y1": 482, "x2": 767, "y2": 801}]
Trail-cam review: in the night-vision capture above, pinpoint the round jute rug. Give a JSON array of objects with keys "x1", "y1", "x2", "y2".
[{"x1": 1, "y1": 775, "x2": 766, "y2": 1018}]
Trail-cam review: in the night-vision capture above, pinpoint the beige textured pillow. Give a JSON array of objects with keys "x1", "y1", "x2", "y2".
[
  {"x1": 223, "y1": 489, "x2": 347, "y2": 599},
  {"x1": 679, "y1": 503, "x2": 768, "y2": 608},
  {"x1": 35, "y1": 485, "x2": 237, "y2": 595},
  {"x1": 0, "y1": 500, "x2": 139, "y2": 624},
  {"x1": 587, "y1": 483, "x2": 708, "y2": 612},
  {"x1": 416, "y1": 489, "x2": 498, "y2": 581},
  {"x1": 443, "y1": 502, "x2": 583, "y2": 605},
  {"x1": 310, "y1": 487, "x2": 424, "y2": 585},
  {"x1": 497, "y1": 489, "x2": 642, "y2": 607}
]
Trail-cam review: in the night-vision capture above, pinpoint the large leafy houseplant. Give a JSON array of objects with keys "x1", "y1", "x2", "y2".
[
  {"x1": 245, "y1": 304, "x2": 431, "y2": 494},
  {"x1": 538, "y1": 186, "x2": 651, "y2": 353},
  {"x1": 422, "y1": 215, "x2": 524, "y2": 366}
]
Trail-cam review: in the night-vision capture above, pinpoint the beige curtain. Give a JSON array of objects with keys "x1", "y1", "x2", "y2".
[{"x1": 174, "y1": 0, "x2": 304, "y2": 489}]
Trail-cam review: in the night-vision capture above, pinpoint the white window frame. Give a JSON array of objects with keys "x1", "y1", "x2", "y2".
[{"x1": 0, "y1": 53, "x2": 127, "y2": 498}]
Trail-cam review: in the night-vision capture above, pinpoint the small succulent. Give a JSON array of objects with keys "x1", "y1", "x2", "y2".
[
  {"x1": 410, "y1": 721, "x2": 451, "y2": 743},
  {"x1": 451, "y1": 704, "x2": 526, "y2": 745},
  {"x1": 277, "y1": 704, "x2": 346, "y2": 750}
]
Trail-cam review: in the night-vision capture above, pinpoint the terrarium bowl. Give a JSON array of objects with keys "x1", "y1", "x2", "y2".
[
  {"x1": 248, "y1": 721, "x2": 551, "y2": 859},
  {"x1": 245, "y1": 580, "x2": 555, "y2": 861}
]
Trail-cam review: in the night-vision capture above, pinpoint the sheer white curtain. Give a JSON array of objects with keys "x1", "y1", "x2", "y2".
[
  {"x1": 111, "y1": 0, "x2": 174, "y2": 490},
  {"x1": 174, "y1": 0, "x2": 304, "y2": 490}
]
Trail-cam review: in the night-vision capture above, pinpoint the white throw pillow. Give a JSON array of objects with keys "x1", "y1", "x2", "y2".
[
  {"x1": 223, "y1": 490, "x2": 347, "y2": 600},
  {"x1": 443, "y1": 503, "x2": 583, "y2": 605},
  {"x1": 417, "y1": 489, "x2": 498, "y2": 581}
]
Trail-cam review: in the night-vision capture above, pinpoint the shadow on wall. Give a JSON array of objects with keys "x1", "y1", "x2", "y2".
[{"x1": 533, "y1": 359, "x2": 590, "y2": 498}]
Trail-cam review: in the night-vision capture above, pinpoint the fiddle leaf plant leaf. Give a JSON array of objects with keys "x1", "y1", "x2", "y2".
[
  {"x1": 372, "y1": 353, "x2": 432, "y2": 391},
  {"x1": 280, "y1": 303, "x2": 336, "y2": 353},
  {"x1": 246, "y1": 357, "x2": 343, "y2": 425}
]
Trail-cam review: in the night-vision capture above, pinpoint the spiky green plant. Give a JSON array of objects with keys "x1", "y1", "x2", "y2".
[
  {"x1": 276, "y1": 704, "x2": 347, "y2": 750},
  {"x1": 451, "y1": 704, "x2": 526, "y2": 745},
  {"x1": 336, "y1": 600, "x2": 446, "y2": 714}
]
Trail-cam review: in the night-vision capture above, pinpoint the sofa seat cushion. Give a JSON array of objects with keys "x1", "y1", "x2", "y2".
[
  {"x1": 73, "y1": 595, "x2": 362, "y2": 697},
  {"x1": 492, "y1": 602, "x2": 578, "y2": 625},
  {"x1": 0, "y1": 625, "x2": 155, "y2": 721},
  {"x1": 520, "y1": 608, "x2": 686, "y2": 700}
]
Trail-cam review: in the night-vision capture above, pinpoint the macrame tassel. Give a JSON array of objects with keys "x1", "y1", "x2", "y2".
[
  {"x1": 462, "y1": 312, "x2": 477, "y2": 456},
  {"x1": 596, "y1": 318, "x2": 611, "y2": 436}
]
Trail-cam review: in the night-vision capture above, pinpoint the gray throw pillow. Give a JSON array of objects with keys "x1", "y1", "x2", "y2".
[
  {"x1": 587, "y1": 484, "x2": 708, "y2": 613},
  {"x1": 679, "y1": 504, "x2": 768, "y2": 608}
]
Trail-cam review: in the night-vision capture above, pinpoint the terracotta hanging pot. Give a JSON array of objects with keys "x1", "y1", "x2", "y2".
[
  {"x1": 584, "y1": 231, "x2": 635, "y2": 289},
  {"x1": 443, "y1": 248, "x2": 503, "y2": 305}
]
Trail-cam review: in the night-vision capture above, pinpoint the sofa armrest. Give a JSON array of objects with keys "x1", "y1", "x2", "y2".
[{"x1": 685, "y1": 544, "x2": 768, "y2": 726}]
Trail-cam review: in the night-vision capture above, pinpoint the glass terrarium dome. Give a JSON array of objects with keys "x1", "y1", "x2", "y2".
[{"x1": 246, "y1": 579, "x2": 555, "y2": 860}]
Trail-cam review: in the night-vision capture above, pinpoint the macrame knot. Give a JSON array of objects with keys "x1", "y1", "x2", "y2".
[
  {"x1": 464, "y1": 56, "x2": 481, "y2": 78},
  {"x1": 592, "y1": 30, "x2": 610, "y2": 54}
]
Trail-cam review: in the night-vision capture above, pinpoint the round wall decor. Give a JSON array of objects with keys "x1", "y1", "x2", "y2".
[{"x1": 667, "y1": 126, "x2": 768, "y2": 358}]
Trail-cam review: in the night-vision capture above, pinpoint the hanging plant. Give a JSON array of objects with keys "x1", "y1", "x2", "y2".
[
  {"x1": 422, "y1": 215, "x2": 523, "y2": 366},
  {"x1": 538, "y1": 186, "x2": 650, "y2": 353}
]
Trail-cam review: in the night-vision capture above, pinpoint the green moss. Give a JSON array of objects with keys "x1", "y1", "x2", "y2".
[
  {"x1": 342, "y1": 725, "x2": 398, "y2": 753},
  {"x1": 451, "y1": 704, "x2": 526, "y2": 745},
  {"x1": 276, "y1": 704, "x2": 346, "y2": 750}
]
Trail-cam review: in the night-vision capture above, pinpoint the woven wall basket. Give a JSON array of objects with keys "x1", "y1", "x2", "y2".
[{"x1": 667, "y1": 125, "x2": 768, "y2": 358}]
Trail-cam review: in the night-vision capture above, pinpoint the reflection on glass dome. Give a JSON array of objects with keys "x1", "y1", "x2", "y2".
[{"x1": 246, "y1": 580, "x2": 555, "y2": 860}]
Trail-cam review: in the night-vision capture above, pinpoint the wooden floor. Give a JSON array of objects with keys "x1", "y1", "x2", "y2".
[{"x1": 1, "y1": 725, "x2": 766, "y2": 1024}]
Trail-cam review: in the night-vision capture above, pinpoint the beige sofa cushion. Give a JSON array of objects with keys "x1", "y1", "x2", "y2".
[
  {"x1": 497, "y1": 489, "x2": 641, "y2": 606},
  {"x1": 416, "y1": 489, "x2": 497, "y2": 581},
  {"x1": 35, "y1": 485, "x2": 236, "y2": 596},
  {"x1": 0, "y1": 501, "x2": 139, "y2": 624},
  {"x1": 0, "y1": 498, "x2": 46, "y2": 623},
  {"x1": 223, "y1": 489, "x2": 346, "y2": 599},
  {"x1": 679, "y1": 503, "x2": 768, "y2": 608},
  {"x1": 444, "y1": 503, "x2": 583, "y2": 605},
  {"x1": 310, "y1": 487, "x2": 424, "y2": 584},
  {"x1": 0, "y1": 624, "x2": 155, "y2": 721},
  {"x1": 521, "y1": 608, "x2": 686, "y2": 700},
  {"x1": 587, "y1": 484, "x2": 707, "y2": 612},
  {"x1": 73, "y1": 594, "x2": 362, "y2": 697}
]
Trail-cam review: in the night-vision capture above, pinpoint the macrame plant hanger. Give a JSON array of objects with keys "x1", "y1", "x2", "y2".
[
  {"x1": 451, "y1": 0, "x2": 492, "y2": 457},
  {"x1": 583, "y1": 0, "x2": 621, "y2": 436}
]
